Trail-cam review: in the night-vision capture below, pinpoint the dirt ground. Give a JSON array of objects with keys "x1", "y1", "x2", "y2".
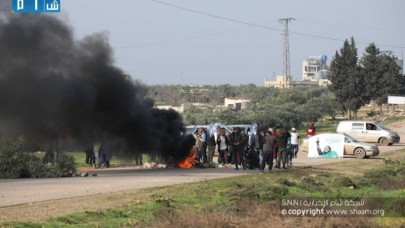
[{"x1": 0, "y1": 119, "x2": 404, "y2": 224}]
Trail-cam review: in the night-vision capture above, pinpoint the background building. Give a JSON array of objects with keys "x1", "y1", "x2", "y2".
[
  {"x1": 224, "y1": 97, "x2": 252, "y2": 110},
  {"x1": 302, "y1": 55, "x2": 329, "y2": 80}
]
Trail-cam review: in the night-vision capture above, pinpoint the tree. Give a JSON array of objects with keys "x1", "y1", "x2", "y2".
[
  {"x1": 360, "y1": 43, "x2": 404, "y2": 113},
  {"x1": 329, "y1": 37, "x2": 365, "y2": 119},
  {"x1": 359, "y1": 43, "x2": 380, "y2": 105},
  {"x1": 376, "y1": 54, "x2": 403, "y2": 112}
]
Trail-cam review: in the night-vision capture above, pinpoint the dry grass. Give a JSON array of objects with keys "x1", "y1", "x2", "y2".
[{"x1": 147, "y1": 201, "x2": 377, "y2": 228}]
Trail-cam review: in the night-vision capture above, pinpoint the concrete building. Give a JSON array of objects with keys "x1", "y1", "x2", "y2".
[
  {"x1": 224, "y1": 97, "x2": 252, "y2": 110},
  {"x1": 264, "y1": 54, "x2": 331, "y2": 88},
  {"x1": 302, "y1": 55, "x2": 329, "y2": 80},
  {"x1": 264, "y1": 75, "x2": 294, "y2": 88},
  {"x1": 264, "y1": 75, "x2": 330, "y2": 88}
]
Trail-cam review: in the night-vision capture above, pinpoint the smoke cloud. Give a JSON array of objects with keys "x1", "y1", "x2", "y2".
[{"x1": 0, "y1": 13, "x2": 194, "y2": 160}]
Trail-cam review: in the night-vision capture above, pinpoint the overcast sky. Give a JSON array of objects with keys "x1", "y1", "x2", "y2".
[{"x1": 59, "y1": 0, "x2": 405, "y2": 86}]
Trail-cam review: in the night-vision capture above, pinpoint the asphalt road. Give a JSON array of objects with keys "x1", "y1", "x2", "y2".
[{"x1": 0, "y1": 122, "x2": 404, "y2": 208}]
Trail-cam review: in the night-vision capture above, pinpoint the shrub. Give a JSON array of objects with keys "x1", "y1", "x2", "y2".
[
  {"x1": 0, "y1": 137, "x2": 27, "y2": 178},
  {"x1": 228, "y1": 182, "x2": 289, "y2": 201},
  {"x1": 277, "y1": 178, "x2": 297, "y2": 187},
  {"x1": 299, "y1": 176, "x2": 326, "y2": 192},
  {"x1": 0, "y1": 137, "x2": 77, "y2": 178},
  {"x1": 19, "y1": 154, "x2": 48, "y2": 178},
  {"x1": 56, "y1": 153, "x2": 76, "y2": 177},
  {"x1": 334, "y1": 176, "x2": 356, "y2": 188}
]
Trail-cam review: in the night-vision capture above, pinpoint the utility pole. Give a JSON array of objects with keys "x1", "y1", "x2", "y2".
[{"x1": 278, "y1": 17, "x2": 295, "y2": 88}]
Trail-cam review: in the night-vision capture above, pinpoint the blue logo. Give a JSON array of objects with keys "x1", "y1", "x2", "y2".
[{"x1": 12, "y1": 0, "x2": 61, "y2": 13}]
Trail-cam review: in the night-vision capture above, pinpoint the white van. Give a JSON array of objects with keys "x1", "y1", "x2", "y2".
[{"x1": 336, "y1": 121, "x2": 400, "y2": 146}]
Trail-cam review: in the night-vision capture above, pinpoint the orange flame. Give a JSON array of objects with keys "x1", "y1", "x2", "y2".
[{"x1": 178, "y1": 148, "x2": 196, "y2": 168}]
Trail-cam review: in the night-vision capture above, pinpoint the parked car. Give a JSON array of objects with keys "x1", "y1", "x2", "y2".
[
  {"x1": 300, "y1": 133, "x2": 380, "y2": 159},
  {"x1": 184, "y1": 125, "x2": 232, "y2": 136},
  {"x1": 226, "y1": 124, "x2": 252, "y2": 132},
  {"x1": 336, "y1": 121, "x2": 400, "y2": 146}
]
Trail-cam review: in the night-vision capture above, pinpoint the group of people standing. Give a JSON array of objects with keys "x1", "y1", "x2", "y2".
[
  {"x1": 193, "y1": 125, "x2": 303, "y2": 172},
  {"x1": 260, "y1": 127, "x2": 300, "y2": 172}
]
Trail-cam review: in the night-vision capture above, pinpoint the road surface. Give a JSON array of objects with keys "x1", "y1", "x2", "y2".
[{"x1": 0, "y1": 121, "x2": 403, "y2": 208}]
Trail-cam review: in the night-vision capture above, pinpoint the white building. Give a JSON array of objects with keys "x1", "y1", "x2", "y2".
[
  {"x1": 264, "y1": 75, "x2": 330, "y2": 88},
  {"x1": 224, "y1": 97, "x2": 251, "y2": 110},
  {"x1": 302, "y1": 55, "x2": 329, "y2": 80},
  {"x1": 264, "y1": 75, "x2": 294, "y2": 88}
]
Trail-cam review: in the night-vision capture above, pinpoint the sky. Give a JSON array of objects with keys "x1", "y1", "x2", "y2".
[{"x1": 56, "y1": 0, "x2": 405, "y2": 85}]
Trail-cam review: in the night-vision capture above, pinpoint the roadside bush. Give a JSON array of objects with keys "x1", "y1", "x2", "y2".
[
  {"x1": 0, "y1": 137, "x2": 27, "y2": 178},
  {"x1": 0, "y1": 137, "x2": 77, "y2": 178},
  {"x1": 277, "y1": 178, "x2": 297, "y2": 187},
  {"x1": 334, "y1": 176, "x2": 356, "y2": 188},
  {"x1": 19, "y1": 154, "x2": 48, "y2": 178},
  {"x1": 362, "y1": 163, "x2": 405, "y2": 187},
  {"x1": 299, "y1": 176, "x2": 327, "y2": 192},
  {"x1": 56, "y1": 153, "x2": 76, "y2": 177}
]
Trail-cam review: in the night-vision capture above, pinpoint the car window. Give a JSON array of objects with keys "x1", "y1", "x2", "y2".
[
  {"x1": 366, "y1": 123, "x2": 378, "y2": 130},
  {"x1": 352, "y1": 123, "x2": 364, "y2": 130},
  {"x1": 345, "y1": 135, "x2": 358, "y2": 142},
  {"x1": 374, "y1": 122, "x2": 388, "y2": 130}
]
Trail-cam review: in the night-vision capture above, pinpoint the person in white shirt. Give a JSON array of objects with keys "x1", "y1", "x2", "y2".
[{"x1": 290, "y1": 128, "x2": 300, "y2": 158}]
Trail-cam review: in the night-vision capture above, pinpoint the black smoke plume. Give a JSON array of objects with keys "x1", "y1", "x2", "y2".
[{"x1": 0, "y1": 13, "x2": 194, "y2": 160}]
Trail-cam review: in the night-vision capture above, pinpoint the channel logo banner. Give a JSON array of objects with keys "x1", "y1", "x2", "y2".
[{"x1": 12, "y1": 0, "x2": 61, "y2": 13}]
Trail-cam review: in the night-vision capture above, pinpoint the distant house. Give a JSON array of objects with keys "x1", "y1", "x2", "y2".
[
  {"x1": 264, "y1": 75, "x2": 330, "y2": 88},
  {"x1": 264, "y1": 55, "x2": 332, "y2": 89},
  {"x1": 156, "y1": 104, "x2": 184, "y2": 113},
  {"x1": 224, "y1": 97, "x2": 251, "y2": 111},
  {"x1": 302, "y1": 55, "x2": 329, "y2": 81}
]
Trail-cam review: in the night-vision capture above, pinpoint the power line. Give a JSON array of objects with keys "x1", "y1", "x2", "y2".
[
  {"x1": 150, "y1": 0, "x2": 282, "y2": 32},
  {"x1": 150, "y1": 0, "x2": 405, "y2": 49},
  {"x1": 297, "y1": 19, "x2": 405, "y2": 34},
  {"x1": 116, "y1": 27, "x2": 250, "y2": 49}
]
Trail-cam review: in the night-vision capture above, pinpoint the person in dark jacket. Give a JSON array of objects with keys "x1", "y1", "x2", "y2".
[
  {"x1": 85, "y1": 143, "x2": 95, "y2": 166},
  {"x1": 206, "y1": 132, "x2": 216, "y2": 166},
  {"x1": 246, "y1": 147, "x2": 260, "y2": 170},
  {"x1": 275, "y1": 127, "x2": 291, "y2": 169},
  {"x1": 135, "y1": 152, "x2": 143, "y2": 166},
  {"x1": 261, "y1": 130, "x2": 275, "y2": 172},
  {"x1": 228, "y1": 127, "x2": 246, "y2": 170}
]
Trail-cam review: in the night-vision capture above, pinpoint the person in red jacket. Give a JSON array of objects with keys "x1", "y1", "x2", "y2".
[{"x1": 306, "y1": 122, "x2": 316, "y2": 137}]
